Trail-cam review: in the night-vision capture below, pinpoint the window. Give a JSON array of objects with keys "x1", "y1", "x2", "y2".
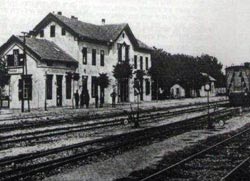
[
  {"x1": 50, "y1": 25, "x2": 55, "y2": 37},
  {"x1": 66, "y1": 75, "x2": 71, "y2": 99},
  {"x1": 134, "y1": 55, "x2": 137, "y2": 69},
  {"x1": 13, "y1": 49, "x2": 19, "y2": 66},
  {"x1": 125, "y1": 45, "x2": 129, "y2": 62},
  {"x1": 140, "y1": 56, "x2": 143, "y2": 70},
  {"x1": 145, "y1": 57, "x2": 149, "y2": 70},
  {"x1": 40, "y1": 30, "x2": 44, "y2": 37},
  {"x1": 82, "y1": 47, "x2": 87, "y2": 64},
  {"x1": 91, "y1": 76, "x2": 98, "y2": 98},
  {"x1": 46, "y1": 75, "x2": 53, "y2": 99},
  {"x1": 18, "y1": 75, "x2": 32, "y2": 100},
  {"x1": 7, "y1": 50, "x2": 24, "y2": 67},
  {"x1": 146, "y1": 79, "x2": 150, "y2": 95},
  {"x1": 7, "y1": 55, "x2": 14, "y2": 66},
  {"x1": 118, "y1": 44, "x2": 122, "y2": 62},
  {"x1": 100, "y1": 50, "x2": 104, "y2": 66},
  {"x1": 92, "y1": 49, "x2": 96, "y2": 65},
  {"x1": 61, "y1": 28, "x2": 66, "y2": 36}
]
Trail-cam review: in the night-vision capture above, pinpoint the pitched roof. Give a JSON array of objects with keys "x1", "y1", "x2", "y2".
[
  {"x1": 0, "y1": 35, "x2": 78, "y2": 64},
  {"x1": 33, "y1": 13, "x2": 152, "y2": 52},
  {"x1": 201, "y1": 72, "x2": 216, "y2": 82}
]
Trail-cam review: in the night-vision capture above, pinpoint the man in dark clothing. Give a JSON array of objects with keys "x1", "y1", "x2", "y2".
[
  {"x1": 100, "y1": 91, "x2": 104, "y2": 108},
  {"x1": 95, "y1": 92, "x2": 99, "y2": 108},
  {"x1": 80, "y1": 89, "x2": 85, "y2": 108},
  {"x1": 74, "y1": 90, "x2": 79, "y2": 109},
  {"x1": 110, "y1": 91, "x2": 117, "y2": 107},
  {"x1": 85, "y1": 89, "x2": 90, "y2": 108}
]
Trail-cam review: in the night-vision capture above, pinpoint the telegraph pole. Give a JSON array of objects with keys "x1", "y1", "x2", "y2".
[
  {"x1": 21, "y1": 32, "x2": 30, "y2": 112},
  {"x1": 44, "y1": 71, "x2": 47, "y2": 111}
]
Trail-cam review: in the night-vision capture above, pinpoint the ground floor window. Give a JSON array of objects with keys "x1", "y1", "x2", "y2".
[
  {"x1": 91, "y1": 76, "x2": 98, "y2": 98},
  {"x1": 65, "y1": 75, "x2": 71, "y2": 99},
  {"x1": 46, "y1": 75, "x2": 53, "y2": 100},
  {"x1": 146, "y1": 79, "x2": 150, "y2": 95},
  {"x1": 18, "y1": 75, "x2": 32, "y2": 100}
]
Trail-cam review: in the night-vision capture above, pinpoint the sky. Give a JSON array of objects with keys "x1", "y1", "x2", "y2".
[{"x1": 0, "y1": 0, "x2": 250, "y2": 68}]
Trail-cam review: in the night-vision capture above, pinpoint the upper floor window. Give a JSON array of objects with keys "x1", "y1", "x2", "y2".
[
  {"x1": 140, "y1": 56, "x2": 143, "y2": 70},
  {"x1": 118, "y1": 44, "x2": 122, "y2": 62},
  {"x1": 92, "y1": 49, "x2": 96, "y2": 65},
  {"x1": 7, "y1": 49, "x2": 24, "y2": 67},
  {"x1": 125, "y1": 45, "x2": 129, "y2": 62},
  {"x1": 145, "y1": 57, "x2": 149, "y2": 70},
  {"x1": 134, "y1": 55, "x2": 137, "y2": 69},
  {"x1": 40, "y1": 30, "x2": 44, "y2": 37},
  {"x1": 62, "y1": 28, "x2": 66, "y2": 36},
  {"x1": 50, "y1": 25, "x2": 55, "y2": 37},
  {"x1": 82, "y1": 47, "x2": 87, "y2": 64},
  {"x1": 100, "y1": 50, "x2": 105, "y2": 66}
]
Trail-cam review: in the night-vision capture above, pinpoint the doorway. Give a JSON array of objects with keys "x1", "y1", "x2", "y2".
[
  {"x1": 56, "y1": 75, "x2": 63, "y2": 106},
  {"x1": 119, "y1": 78, "x2": 129, "y2": 102}
]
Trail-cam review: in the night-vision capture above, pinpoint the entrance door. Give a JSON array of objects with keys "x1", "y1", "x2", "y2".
[
  {"x1": 119, "y1": 78, "x2": 129, "y2": 102},
  {"x1": 82, "y1": 76, "x2": 88, "y2": 91},
  {"x1": 56, "y1": 75, "x2": 63, "y2": 106}
]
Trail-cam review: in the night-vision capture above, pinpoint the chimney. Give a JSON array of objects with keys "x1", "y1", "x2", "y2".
[
  {"x1": 102, "y1": 18, "x2": 105, "y2": 25},
  {"x1": 57, "y1": 11, "x2": 62, "y2": 15},
  {"x1": 71, "y1": 16, "x2": 78, "y2": 20}
]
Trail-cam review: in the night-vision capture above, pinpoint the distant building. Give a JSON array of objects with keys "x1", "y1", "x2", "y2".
[
  {"x1": 170, "y1": 84, "x2": 185, "y2": 98},
  {"x1": 190, "y1": 72, "x2": 216, "y2": 97},
  {"x1": 0, "y1": 12, "x2": 152, "y2": 109}
]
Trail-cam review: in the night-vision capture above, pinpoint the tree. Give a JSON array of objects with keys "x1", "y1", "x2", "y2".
[
  {"x1": 98, "y1": 73, "x2": 110, "y2": 107},
  {"x1": 0, "y1": 60, "x2": 9, "y2": 89},
  {"x1": 0, "y1": 59, "x2": 9, "y2": 107},
  {"x1": 98, "y1": 73, "x2": 110, "y2": 90},
  {"x1": 112, "y1": 61, "x2": 133, "y2": 80}
]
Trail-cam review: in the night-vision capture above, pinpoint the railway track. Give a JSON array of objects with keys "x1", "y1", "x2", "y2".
[
  {"x1": 0, "y1": 102, "x2": 226, "y2": 149},
  {"x1": 0, "y1": 107, "x2": 239, "y2": 181},
  {"x1": 0, "y1": 100, "x2": 228, "y2": 132},
  {"x1": 137, "y1": 112, "x2": 250, "y2": 181}
]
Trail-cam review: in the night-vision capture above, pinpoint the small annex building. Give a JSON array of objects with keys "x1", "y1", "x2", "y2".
[{"x1": 170, "y1": 84, "x2": 185, "y2": 98}]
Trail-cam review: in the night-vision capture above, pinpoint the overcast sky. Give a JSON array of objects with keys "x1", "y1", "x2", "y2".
[{"x1": 0, "y1": 0, "x2": 250, "y2": 68}]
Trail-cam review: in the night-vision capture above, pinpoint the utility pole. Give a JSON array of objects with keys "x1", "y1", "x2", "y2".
[
  {"x1": 21, "y1": 32, "x2": 30, "y2": 112},
  {"x1": 44, "y1": 71, "x2": 47, "y2": 111}
]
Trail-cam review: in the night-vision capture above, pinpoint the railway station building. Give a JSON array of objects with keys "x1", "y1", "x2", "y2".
[{"x1": 0, "y1": 12, "x2": 152, "y2": 109}]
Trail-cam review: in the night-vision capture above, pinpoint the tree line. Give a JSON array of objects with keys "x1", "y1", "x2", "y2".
[{"x1": 149, "y1": 48, "x2": 226, "y2": 99}]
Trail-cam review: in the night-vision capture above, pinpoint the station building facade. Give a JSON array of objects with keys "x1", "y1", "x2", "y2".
[{"x1": 0, "y1": 12, "x2": 152, "y2": 109}]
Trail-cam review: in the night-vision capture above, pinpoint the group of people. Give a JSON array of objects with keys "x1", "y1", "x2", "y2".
[
  {"x1": 74, "y1": 89, "x2": 90, "y2": 109},
  {"x1": 74, "y1": 89, "x2": 117, "y2": 109}
]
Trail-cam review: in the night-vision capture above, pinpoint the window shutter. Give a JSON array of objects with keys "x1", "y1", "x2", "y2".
[{"x1": 18, "y1": 79, "x2": 23, "y2": 100}]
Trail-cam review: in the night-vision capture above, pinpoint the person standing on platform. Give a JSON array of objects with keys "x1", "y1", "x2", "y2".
[
  {"x1": 95, "y1": 92, "x2": 99, "y2": 108},
  {"x1": 74, "y1": 90, "x2": 79, "y2": 109},
  {"x1": 80, "y1": 89, "x2": 84, "y2": 108},
  {"x1": 85, "y1": 89, "x2": 90, "y2": 108},
  {"x1": 110, "y1": 90, "x2": 117, "y2": 107}
]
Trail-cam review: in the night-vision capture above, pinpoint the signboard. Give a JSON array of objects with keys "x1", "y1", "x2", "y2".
[{"x1": 8, "y1": 68, "x2": 23, "y2": 74}]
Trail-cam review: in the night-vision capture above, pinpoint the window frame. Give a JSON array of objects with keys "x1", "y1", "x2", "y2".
[
  {"x1": 50, "y1": 25, "x2": 56, "y2": 37},
  {"x1": 92, "y1": 49, "x2": 96, "y2": 65},
  {"x1": 61, "y1": 28, "x2": 66, "y2": 36},
  {"x1": 82, "y1": 47, "x2": 87, "y2": 64},
  {"x1": 100, "y1": 50, "x2": 105, "y2": 66},
  {"x1": 140, "y1": 56, "x2": 143, "y2": 70},
  {"x1": 46, "y1": 74, "x2": 53, "y2": 100},
  {"x1": 65, "y1": 75, "x2": 72, "y2": 99},
  {"x1": 134, "y1": 55, "x2": 137, "y2": 69}
]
